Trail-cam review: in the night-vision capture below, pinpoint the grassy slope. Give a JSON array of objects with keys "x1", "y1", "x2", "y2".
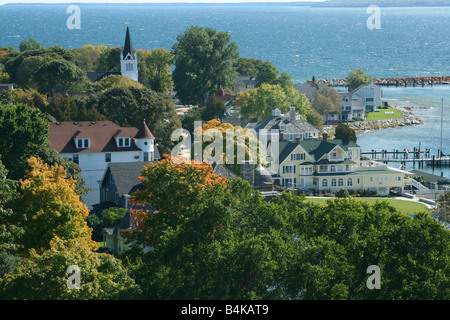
[{"x1": 305, "y1": 196, "x2": 431, "y2": 215}]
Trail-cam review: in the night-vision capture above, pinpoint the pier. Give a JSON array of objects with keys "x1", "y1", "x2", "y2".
[{"x1": 361, "y1": 148, "x2": 450, "y2": 168}]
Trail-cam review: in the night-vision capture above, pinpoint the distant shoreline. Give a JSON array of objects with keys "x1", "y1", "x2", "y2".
[{"x1": 3, "y1": 2, "x2": 450, "y2": 7}]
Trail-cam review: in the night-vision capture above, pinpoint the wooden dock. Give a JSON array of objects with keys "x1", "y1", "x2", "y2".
[{"x1": 361, "y1": 148, "x2": 450, "y2": 168}]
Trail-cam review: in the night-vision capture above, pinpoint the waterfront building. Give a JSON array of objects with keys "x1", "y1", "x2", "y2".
[{"x1": 273, "y1": 133, "x2": 412, "y2": 195}]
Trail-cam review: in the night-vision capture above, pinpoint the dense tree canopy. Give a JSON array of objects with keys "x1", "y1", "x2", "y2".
[
  {"x1": 334, "y1": 123, "x2": 357, "y2": 142},
  {"x1": 172, "y1": 26, "x2": 239, "y2": 107},
  {"x1": 0, "y1": 103, "x2": 49, "y2": 180},
  {"x1": 235, "y1": 83, "x2": 310, "y2": 121}
]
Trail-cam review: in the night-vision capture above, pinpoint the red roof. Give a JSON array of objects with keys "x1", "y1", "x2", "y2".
[
  {"x1": 48, "y1": 121, "x2": 141, "y2": 154},
  {"x1": 135, "y1": 121, "x2": 155, "y2": 139},
  {"x1": 215, "y1": 88, "x2": 236, "y2": 102}
]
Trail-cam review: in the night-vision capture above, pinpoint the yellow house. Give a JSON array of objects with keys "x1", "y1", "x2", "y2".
[{"x1": 274, "y1": 135, "x2": 412, "y2": 195}]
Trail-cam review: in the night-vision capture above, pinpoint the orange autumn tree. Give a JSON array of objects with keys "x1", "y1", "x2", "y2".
[
  {"x1": 127, "y1": 154, "x2": 227, "y2": 248},
  {"x1": 17, "y1": 157, "x2": 95, "y2": 252},
  {"x1": 193, "y1": 118, "x2": 267, "y2": 175}
]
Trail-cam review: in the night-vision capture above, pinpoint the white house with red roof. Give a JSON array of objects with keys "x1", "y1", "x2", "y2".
[{"x1": 48, "y1": 120, "x2": 159, "y2": 209}]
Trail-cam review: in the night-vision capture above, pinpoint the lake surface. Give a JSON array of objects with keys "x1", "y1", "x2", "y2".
[{"x1": 1, "y1": 4, "x2": 449, "y2": 82}]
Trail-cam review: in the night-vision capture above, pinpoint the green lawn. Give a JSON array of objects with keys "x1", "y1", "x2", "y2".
[
  {"x1": 363, "y1": 107, "x2": 403, "y2": 121},
  {"x1": 305, "y1": 197, "x2": 431, "y2": 215}
]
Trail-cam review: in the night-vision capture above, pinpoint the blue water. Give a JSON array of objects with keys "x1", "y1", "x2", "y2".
[
  {"x1": 357, "y1": 86, "x2": 450, "y2": 179},
  {"x1": 0, "y1": 4, "x2": 449, "y2": 177},
  {"x1": 0, "y1": 4, "x2": 449, "y2": 82}
]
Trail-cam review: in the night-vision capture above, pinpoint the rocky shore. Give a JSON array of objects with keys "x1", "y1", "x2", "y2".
[
  {"x1": 317, "y1": 76, "x2": 450, "y2": 87},
  {"x1": 324, "y1": 106, "x2": 422, "y2": 136}
]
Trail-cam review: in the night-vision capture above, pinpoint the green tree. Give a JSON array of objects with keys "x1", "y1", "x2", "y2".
[
  {"x1": 312, "y1": 88, "x2": 341, "y2": 123},
  {"x1": 72, "y1": 44, "x2": 103, "y2": 73},
  {"x1": 19, "y1": 38, "x2": 44, "y2": 52},
  {"x1": 0, "y1": 103, "x2": 49, "y2": 180},
  {"x1": 138, "y1": 48, "x2": 174, "y2": 93},
  {"x1": 93, "y1": 86, "x2": 181, "y2": 154},
  {"x1": 32, "y1": 58, "x2": 89, "y2": 95},
  {"x1": 97, "y1": 47, "x2": 122, "y2": 72},
  {"x1": 334, "y1": 123, "x2": 357, "y2": 142},
  {"x1": 346, "y1": 69, "x2": 372, "y2": 92},
  {"x1": 172, "y1": 26, "x2": 239, "y2": 107},
  {"x1": 235, "y1": 83, "x2": 309, "y2": 121},
  {"x1": 0, "y1": 236, "x2": 141, "y2": 299},
  {"x1": 306, "y1": 108, "x2": 324, "y2": 132},
  {"x1": 92, "y1": 74, "x2": 144, "y2": 92}
]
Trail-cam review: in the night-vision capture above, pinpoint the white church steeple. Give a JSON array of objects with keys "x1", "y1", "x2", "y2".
[{"x1": 120, "y1": 26, "x2": 139, "y2": 82}]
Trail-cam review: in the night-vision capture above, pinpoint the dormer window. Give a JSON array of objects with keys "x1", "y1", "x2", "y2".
[
  {"x1": 117, "y1": 137, "x2": 131, "y2": 147},
  {"x1": 76, "y1": 138, "x2": 90, "y2": 149}
]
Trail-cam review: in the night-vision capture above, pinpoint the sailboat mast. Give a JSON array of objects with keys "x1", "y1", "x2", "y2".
[{"x1": 440, "y1": 98, "x2": 444, "y2": 159}]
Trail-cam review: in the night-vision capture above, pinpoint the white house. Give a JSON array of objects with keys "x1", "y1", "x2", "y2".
[
  {"x1": 351, "y1": 82, "x2": 383, "y2": 112},
  {"x1": 48, "y1": 120, "x2": 159, "y2": 209},
  {"x1": 322, "y1": 83, "x2": 383, "y2": 122}
]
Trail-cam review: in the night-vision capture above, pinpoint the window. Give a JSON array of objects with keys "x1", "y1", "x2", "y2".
[
  {"x1": 284, "y1": 178, "x2": 296, "y2": 188},
  {"x1": 72, "y1": 154, "x2": 79, "y2": 165},
  {"x1": 338, "y1": 178, "x2": 344, "y2": 187},
  {"x1": 105, "y1": 153, "x2": 111, "y2": 162},
  {"x1": 330, "y1": 165, "x2": 336, "y2": 172},
  {"x1": 117, "y1": 137, "x2": 130, "y2": 148},
  {"x1": 144, "y1": 152, "x2": 149, "y2": 161},
  {"x1": 370, "y1": 177, "x2": 373, "y2": 182},
  {"x1": 283, "y1": 165, "x2": 296, "y2": 174},
  {"x1": 322, "y1": 179, "x2": 328, "y2": 188},
  {"x1": 347, "y1": 178, "x2": 353, "y2": 187},
  {"x1": 291, "y1": 153, "x2": 305, "y2": 161},
  {"x1": 345, "y1": 164, "x2": 349, "y2": 171},
  {"x1": 366, "y1": 97, "x2": 374, "y2": 102},
  {"x1": 331, "y1": 179, "x2": 337, "y2": 187},
  {"x1": 76, "y1": 138, "x2": 89, "y2": 149},
  {"x1": 319, "y1": 165, "x2": 327, "y2": 173},
  {"x1": 357, "y1": 178, "x2": 360, "y2": 184}
]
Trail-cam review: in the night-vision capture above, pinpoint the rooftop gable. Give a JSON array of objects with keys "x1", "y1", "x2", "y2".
[{"x1": 48, "y1": 121, "x2": 140, "y2": 154}]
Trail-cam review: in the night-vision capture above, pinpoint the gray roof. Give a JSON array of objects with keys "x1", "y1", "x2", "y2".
[
  {"x1": 294, "y1": 82, "x2": 328, "y2": 101},
  {"x1": 212, "y1": 162, "x2": 239, "y2": 180},
  {"x1": 106, "y1": 161, "x2": 151, "y2": 196},
  {"x1": 246, "y1": 114, "x2": 319, "y2": 135},
  {"x1": 279, "y1": 139, "x2": 360, "y2": 164}
]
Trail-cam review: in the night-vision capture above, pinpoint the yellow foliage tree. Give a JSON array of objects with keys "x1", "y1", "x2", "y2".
[{"x1": 17, "y1": 157, "x2": 96, "y2": 252}]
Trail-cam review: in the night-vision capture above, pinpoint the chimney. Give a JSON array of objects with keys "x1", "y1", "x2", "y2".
[
  {"x1": 240, "y1": 160, "x2": 255, "y2": 186},
  {"x1": 279, "y1": 133, "x2": 284, "y2": 141},
  {"x1": 323, "y1": 133, "x2": 327, "y2": 142},
  {"x1": 289, "y1": 107, "x2": 296, "y2": 123},
  {"x1": 296, "y1": 137, "x2": 300, "y2": 144}
]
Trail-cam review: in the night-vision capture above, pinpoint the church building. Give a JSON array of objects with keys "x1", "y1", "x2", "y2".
[{"x1": 87, "y1": 26, "x2": 139, "y2": 83}]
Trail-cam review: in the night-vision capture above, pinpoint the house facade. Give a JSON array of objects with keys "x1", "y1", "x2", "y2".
[
  {"x1": 323, "y1": 83, "x2": 383, "y2": 122},
  {"x1": 48, "y1": 120, "x2": 159, "y2": 209},
  {"x1": 274, "y1": 134, "x2": 411, "y2": 195}
]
